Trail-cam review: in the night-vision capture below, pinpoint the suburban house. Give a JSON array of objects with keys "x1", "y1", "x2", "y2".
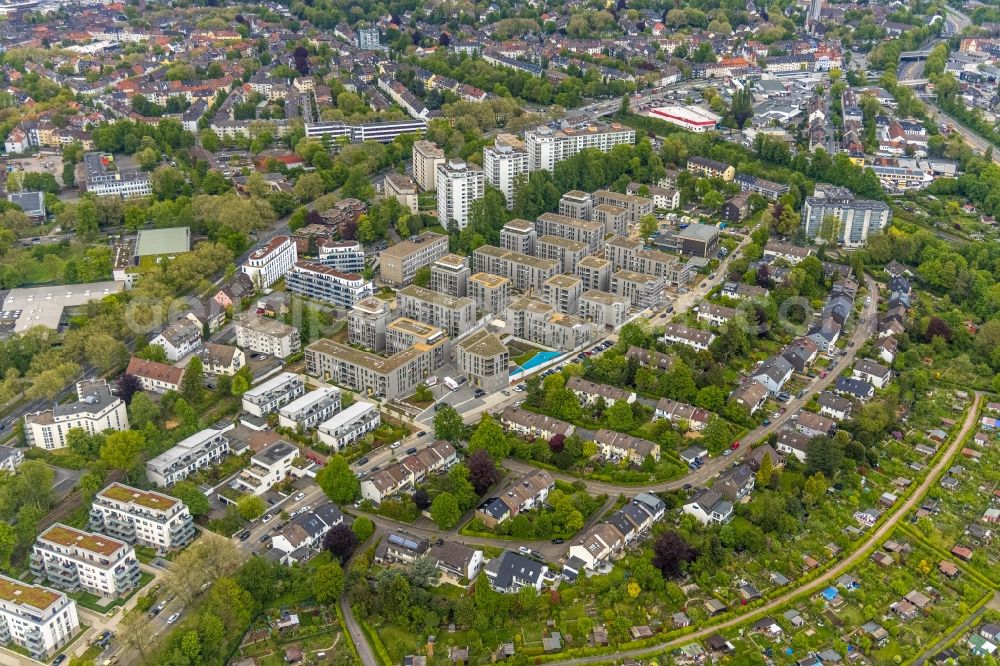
[
  {"x1": 781, "y1": 338, "x2": 819, "y2": 372},
  {"x1": 697, "y1": 302, "x2": 738, "y2": 328},
  {"x1": 499, "y1": 407, "x2": 575, "y2": 440},
  {"x1": 661, "y1": 323, "x2": 716, "y2": 352},
  {"x1": 361, "y1": 441, "x2": 457, "y2": 503},
  {"x1": 625, "y1": 346, "x2": 674, "y2": 371},
  {"x1": 683, "y1": 489, "x2": 733, "y2": 525},
  {"x1": 595, "y1": 429, "x2": 661, "y2": 464},
  {"x1": 568, "y1": 493, "x2": 665, "y2": 571},
  {"x1": 428, "y1": 541, "x2": 484, "y2": 583},
  {"x1": 270, "y1": 504, "x2": 344, "y2": 561},
  {"x1": 817, "y1": 392, "x2": 853, "y2": 420},
  {"x1": 776, "y1": 429, "x2": 812, "y2": 462},
  {"x1": 376, "y1": 530, "x2": 430, "y2": 566},
  {"x1": 230, "y1": 440, "x2": 298, "y2": 497},
  {"x1": 853, "y1": 359, "x2": 892, "y2": 389},
  {"x1": 654, "y1": 398, "x2": 711, "y2": 430},
  {"x1": 475, "y1": 469, "x2": 555, "y2": 528},
  {"x1": 835, "y1": 376, "x2": 875, "y2": 401},
  {"x1": 807, "y1": 317, "x2": 841, "y2": 352},
  {"x1": 721, "y1": 282, "x2": 769, "y2": 301},
  {"x1": 714, "y1": 464, "x2": 756, "y2": 501},
  {"x1": 566, "y1": 376, "x2": 636, "y2": 405},
  {"x1": 731, "y1": 380, "x2": 768, "y2": 414},
  {"x1": 568, "y1": 523, "x2": 624, "y2": 571},
  {"x1": 149, "y1": 318, "x2": 203, "y2": 362},
  {"x1": 752, "y1": 356, "x2": 794, "y2": 396},
  {"x1": 875, "y1": 336, "x2": 898, "y2": 364},
  {"x1": 795, "y1": 411, "x2": 837, "y2": 437},
  {"x1": 196, "y1": 343, "x2": 245, "y2": 376},
  {"x1": 484, "y1": 550, "x2": 548, "y2": 594},
  {"x1": 126, "y1": 357, "x2": 184, "y2": 394}
]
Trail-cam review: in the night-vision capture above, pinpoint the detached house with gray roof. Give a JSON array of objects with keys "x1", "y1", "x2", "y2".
[
  {"x1": 752, "y1": 356, "x2": 794, "y2": 396},
  {"x1": 683, "y1": 489, "x2": 733, "y2": 525}
]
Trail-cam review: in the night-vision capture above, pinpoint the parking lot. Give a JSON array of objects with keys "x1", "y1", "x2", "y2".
[{"x1": 3, "y1": 153, "x2": 66, "y2": 186}]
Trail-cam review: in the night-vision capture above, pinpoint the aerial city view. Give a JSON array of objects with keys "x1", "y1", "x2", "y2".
[{"x1": 0, "y1": 0, "x2": 998, "y2": 663}]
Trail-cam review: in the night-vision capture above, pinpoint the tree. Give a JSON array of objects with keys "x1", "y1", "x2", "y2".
[
  {"x1": 924, "y1": 316, "x2": 952, "y2": 342},
  {"x1": 639, "y1": 214, "x2": 657, "y2": 242},
  {"x1": 180, "y1": 356, "x2": 204, "y2": 402},
  {"x1": 430, "y1": 491, "x2": 461, "y2": 529},
  {"x1": 128, "y1": 392, "x2": 160, "y2": 428},
  {"x1": 236, "y1": 494, "x2": 266, "y2": 521},
  {"x1": 312, "y1": 561, "x2": 345, "y2": 605},
  {"x1": 99, "y1": 430, "x2": 145, "y2": 481},
  {"x1": 651, "y1": 531, "x2": 696, "y2": 579},
  {"x1": 467, "y1": 449, "x2": 499, "y2": 494},
  {"x1": 170, "y1": 481, "x2": 210, "y2": 517},
  {"x1": 433, "y1": 404, "x2": 465, "y2": 444},
  {"x1": 324, "y1": 523, "x2": 358, "y2": 563},
  {"x1": 627, "y1": 581, "x2": 641, "y2": 598},
  {"x1": 803, "y1": 472, "x2": 828, "y2": 507},
  {"x1": 756, "y1": 452, "x2": 775, "y2": 487},
  {"x1": 352, "y1": 515, "x2": 375, "y2": 541},
  {"x1": 66, "y1": 428, "x2": 103, "y2": 457},
  {"x1": 413, "y1": 487, "x2": 431, "y2": 510},
  {"x1": 294, "y1": 173, "x2": 325, "y2": 202},
  {"x1": 0, "y1": 523, "x2": 14, "y2": 571},
  {"x1": 414, "y1": 384, "x2": 433, "y2": 403},
  {"x1": 116, "y1": 373, "x2": 142, "y2": 405},
  {"x1": 730, "y1": 86, "x2": 753, "y2": 129},
  {"x1": 413, "y1": 265, "x2": 431, "y2": 287},
  {"x1": 467, "y1": 414, "x2": 510, "y2": 461},
  {"x1": 230, "y1": 372, "x2": 250, "y2": 397},
  {"x1": 316, "y1": 454, "x2": 359, "y2": 503},
  {"x1": 805, "y1": 434, "x2": 844, "y2": 478},
  {"x1": 605, "y1": 400, "x2": 634, "y2": 431}
]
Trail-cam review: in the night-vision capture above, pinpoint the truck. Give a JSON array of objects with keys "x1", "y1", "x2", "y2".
[{"x1": 444, "y1": 376, "x2": 460, "y2": 391}]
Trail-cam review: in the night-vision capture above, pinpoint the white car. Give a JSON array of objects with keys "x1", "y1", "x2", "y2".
[
  {"x1": 300, "y1": 505, "x2": 310, "y2": 513},
  {"x1": 261, "y1": 514, "x2": 273, "y2": 524},
  {"x1": 518, "y1": 546, "x2": 530, "y2": 554},
  {"x1": 390, "y1": 442, "x2": 401, "y2": 449},
  {"x1": 294, "y1": 492, "x2": 305, "y2": 501},
  {"x1": 166, "y1": 612, "x2": 180, "y2": 624}
]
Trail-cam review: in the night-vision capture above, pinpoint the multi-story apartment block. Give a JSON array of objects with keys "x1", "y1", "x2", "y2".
[
  {"x1": 306, "y1": 336, "x2": 447, "y2": 400},
  {"x1": 456, "y1": 329, "x2": 510, "y2": 392},
  {"x1": 610, "y1": 270, "x2": 666, "y2": 309},
  {"x1": 536, "y1": 235, "x2": 590, "y2": 274},
  {"x1": 430, "y1": 254, "x2": 470, "y2": 297},
  {"x1": 286, "y1": 261, "x2": 374, "y2": 309},
  {"x1": 397, "y1": 285, "x2": 476, "y2": 337},
  {"x1": 30, "y1": 525, "x2": 140, "y2": 598},
  {"x1": 634, "y1": 247, "x2": 695, "y2": 287},
  {"x1": 412, "y1": 140, "x2": 446, "y2": 191},
  {"x1": 0, "y1": 575, "x2": 79, "y2": 660},
  {"x1": 318, "y1": 241, "x2": 365, "y2": 273},
  {"x1": 506, "y1": 297, "x2": 592, "y2": 351},
  {"x1": 235, "y1": 313, "x2": 301, "y2": 359},
  {"x1": 801, "y1": 195, "x2": 892, "y2": 247},
  {"x1": 686, "y1": 156, "x2": 735, "y2": 181},
  {"x1": 525, "y1": 121, "x2": 635, "y2": 172},
  {"x1": 149, "y1": 318, "x2": 202, "y2": 362},
  {"x1": 542, "y1": 274, "x2": 584, "y2": 315},
  {"x1": 383, "y1": 172, "x2": 419, "y2": 213},
  {"x1": 579, "y1": 290, "x2": 630, "y2": 330},
  {"x1": 499, "y1": 218, "x2": 537, "y2": 255},
  {"x1": 348, "y1": 297, "x2": 390, "y2": 352},
  {"x1": 379, "y1": 232, "x2": 449, "y2": 286},
  {"x1": 277, "y1": 387, "x2": 341, "y2": 430},
  {"x1": 535, "y1": 212, "x2": 604, "y2": 254},
  {"x1": 591, "y1": 190, "x2": 653, "y2": 226},
  {"x1": 559, "y1": 190, "x2": 593, "y2": 221},
  {"x1": 25, "y1": 381, "x2": 129, "y2": 450},
  {"x1": 436, "y1": 159, "x2": 484, "y2": 230},
  {"x1": 605, "y1": 237, "x2": 643, "y2": 271},
  {"x1": 576, "y1": 255, "x2": 612, "y2": 292},
  {"x1": 482, "y1": 136, "x2": 528, "y2": 208},
  {"x1": 317, "y1": 400, "x2": 380, "y2": 451},
  {"x1": 594, "y1": 203, "x2": 628, "y2": 237},
  {"x1": 89, "y1": 483, "x2": 195, "y2": 551},
  {"x1": 242, "y1": 235, "x2": 297, "y2": 289},
  {"x1": 146, "y1": 423, "x2": 233, "y2": 488},
  {"x1": 468, "y1": 272, "x2": 512, "y2": 314},
  {"x1": 385, "y1": 319, "x2": 449, "y2": 365},
  {"x1": 0, "y1": 445, "x2": 23, "y2": 473},
  {"x1": 241, "y1": 372, "x2": 306, "y2": 418},
  {"x1": 472, "y1": 245, "x2": 560, "y2": 293},
  {"x1": 80, "y1": 152, "x2": 151, "y2": 198},
  {"x1": 231, "y1": 440, "x2": 298, "y2": 496},
  {"x1": 196, "y1": 343, "x2": 245, "y2": 376}
]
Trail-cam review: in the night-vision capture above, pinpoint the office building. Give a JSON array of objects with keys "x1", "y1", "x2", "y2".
[
  {"x1": 430, "y1": 254, "x2": 470, "y2": 297},
  {"x1": 89, "y1": 483, "x2": 195, "y2": 551},
  {"x1": 436, "y1": 159, "x2": 484, "y2": 230},
  {"x1": 317, "y1": 401, "x2": 380, "y2": 452},
  {"x1": 305, "y1": 336, "x2": 447, "y2": 400},
  {"x1": 285, "y1": 261, "x2": 374, "y2": 309},
  {"x1": 231, "y1": 440, "x2": 298, "y2": 496},
  {"x1": 235, "y1": 313, "x2": 301, "y2": 359},
  {"x1": 575, "y1": 256, "x2": 612, "y2": 292},
  {"x1": 472, "y1": 245, "x2": 560, "y2": 293},
  {"x1": 379, "y1": 232, "x2": 448, "y2": 286},
  {"x1": 317, "y1": 241, "x2": 365, "y2": 274},
  {"x1": 535, "y1": 212, "x2": 604, "y2": 254},
  {"x1": 801, "y1": 195, "x2": 892, "y2": 247},
  {"x1": 412, "y1": 140, "x2": 446, "y2": 191},
  {"x1": 456, "y1": 329, "x2": 510, "y2": 392},
  {"x1": 397, "y1": 284, "x2": 476, "y2": 337},
  {"x1": 482, "y1": 136, "x2": 528, "y2": 208},
  {"x1": 559, "y1": 190, "x2": 593, "y2": 221},
  {"x1": 241, "y1": 372, "x2": 306, "y2": 418},
  {"x1": 499, "y1": 218, "x2": 536, "y2": 256},
  {"x1": 25, "y1": 381, "x2": 129, "y2": 451},
  {"x1": 525, "y1": 121, "x2": 635, "y2": 172},
  {"x1": 30, "y1": 525, "x2": 140, "y2": 598},
  {"x1": 80, "y1": 152, "x2": 151, "y2": 198},
  {"x1": 468, "y1": 272, "x2": 512, "y2": 314},
  {"x1": 348, "y1": 297, "x2": 390, "y2": 352},
  {"x1": 242, "y1": 235, "x2": 297, "y2": 289},
  {"x1": 579, "y1": 290, "x2": 630, "y2": 329},
  {"x1": 0, "y1": 575, "x2": 79, "y2": 660},
  {"x1": 542, "y1": 274, "x2": 583, "y2": 315},
  {"x1": 278, "y1": 387, "x2": 341, "y2": 430},
  {"x1": 383, "y1": 172, "x2": 419, "y2": 213},
  {"x1": 145, "y1": 424, "x2": 233, "y2": 488}
]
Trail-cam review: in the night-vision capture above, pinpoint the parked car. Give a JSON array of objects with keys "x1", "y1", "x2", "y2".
[
  {"x1": 358, "y1": 456, "x2": 369, "y2": 465},
  {"x1": 406, "y1": 447, "x2": 418, "y2": 455},
  {"x1": 238, "y1": 530, "x2": 251, "y2": 541},
  {"x1": 723, "y1": 449, "x2": 732, "y2": 456},
  {"x1": 294, "y1": 492, "x2": 305, "y2": 501},
  {"x1": 166, "y1": 612, "x2": 181, "y2": 624},
  {"x1": 390, "y1": 442, "x2": 401, "y2": 449},
  {"x1": 416, "y1": 431, "x2": 427, "y2": 438},
  {"x1": 261, "y1": 514, "x2": 273, "y2": 524},
  {"x1": 551, "y1": 538, "x2": 564, "y2": 544},
  {"x1": 258, "y1": 534, "x2": 270, "y2": 543},
  {"x1": 434, "y1": 402, "x2": 449, "y2": 411}
]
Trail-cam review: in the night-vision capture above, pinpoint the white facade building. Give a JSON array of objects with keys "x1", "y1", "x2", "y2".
[
  {"x1": 145, "y1": 424, "x2": 234, "y2": 487},
  {"x1": 242, "y1": 235, "x2": 297, "y2": 289},
  {"x1": 30, "y1": 524, "x2": 140, "y2": 598},
  {"x1": 436, "y1": 159, "x2": 484, "y2": 230},
  {"x1": 241, "y1": 372, "x2": 306, "y2": 418},
  {"x1": 88, "y1": 483, "x2": 196, "y2": 551},
  {"x1": 482, "y1": 138, "x2": 528, "y2": 208},
  {"x1": 24, "y1": 381, "x2": 129, "y2": 450},
  {"x1": 231, "y1": 440, "x2": 298, "y2": 496},
  {"x1": 235, "y1": 314, "x2": 301, "y2": 359},
  {"x1": 277, "y1": 387, "x2": 341, "y2": 430},
  {"x1": 317, "y1": 401, "x2": 380, "y2": 451},
  {"x1": 525, "y1": 122, "x2": 635, "y2": 172},
  {"x1": 0, "y1": 575, "x2": 79, "y2": 660}
]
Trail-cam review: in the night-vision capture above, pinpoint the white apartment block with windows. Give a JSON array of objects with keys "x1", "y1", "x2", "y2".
[
  {"x1": 231, "y1": 440, "x2": 298, "y2": 496},
  {"x1": 318, "y1": 241, "x2": 365, "y2": 274},
  {"x1": 436, "y1": 159, "x2": 484, "y2": 230},
  {"x1": 241, "y1": 372, "x2": 306, "y2": 418},
  {"x1": 30, "y1": 524, "x2": 140, "y2": 598},
  {"x1": 24, "y1": 380, "x2": 129, "y2": 451},
  {"x1": 145, "y1": 423, "x2": 234, "y2": 488},
  {"x1": 317, "y1": 400, "x2": 381, "y2": 451},
  {"x1": 483, "y1": 137, "x2": 528, "y2": 208},
  {"x1": 579, "y1": 290, "x2": 630, "y2": 330},
  {"x1": 88, "y1": 483, "x2": 196, "y2": 551},
  {"x1": 412, "y1": 140, "x2": 445, "y2": 191},
  {"x1": 242, "y1": 235, "x2": 297, "y2": 289},
  {"x1": 286, "y1": 261, "x2": 374, "y2": 309},
  {"x1": 526, "y1": 122, "x2": 635, "y2": 172},
  {"x1": 430, "y1": 254, "x2": 470, "y2": 297},
  {"x1": 472, "y1": 245, "x2": 560, "y2": 293},
  {"x1": 535, "y1": 212, "x2": 605, "y2": 254},
  {"x1": 397, "y1": 284, "x2": 476, "y2": 337},
  {"x1": 0, "y1": 575, "x2": 80, "y2": 660},
  {"x1": 235, "y1": 313, "x2": 301, "y2": 359},
  {"x1": 277, "y1": 387, "x2": 341, "y2": 430},
  {"x1": 468, "y1": 272, "x2": 512, "y2": 314},
  {"x1": 348, "y1": 297, "x2": 391, "y2": 352}
]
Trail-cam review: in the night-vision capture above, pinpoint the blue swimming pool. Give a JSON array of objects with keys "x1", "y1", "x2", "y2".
[{"x1": 510, "y1": 351, "x2": 562, "y2": 376}]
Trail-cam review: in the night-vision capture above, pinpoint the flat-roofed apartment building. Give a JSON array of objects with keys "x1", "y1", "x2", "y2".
[
  {"x1": 306, "y1": 336, "x2": 447, "y2": 400},
  {"x1": 559, "y1": 190, "x2": 593, "y2": 221},
  {"x1": 145, "y1": 423, "x2": 233, "y2": 487},
  {"x1": 605, "y1": 237, "x2": 694, "y2": 287},
  {"x1": 241, "y1": 372, "x2": 306, "y2": 418},
  {"x1": 542, "y1": 274, "x2": 584, "y2": 315},
  {"x1": 397, "y1": 285, "x2": 476, "y2": 337},
  {"x1": 457, "y1": 329, "x2": 510, "y2": 392},
  {"x1": 468, "y1": 272, "x2": 512, "y2": 314},
  {"x1": 482, "y1": 135, "x2": 528, "y2": 208},
  {"x1": 242, "y1": 234, "x2": 297, "y2": 289},
  {"x1": 286, "y1": 261, "x2": 374, "y2": 309},
  {"x1": 594, "y1": 203, "x2": 628, "y2": 237},
  {"x1": 235, "y1": 313, "x2": 301, "y2": 359},
  {"x1": 579, "y1": 290, "x2": 630, "y2": 330},
  {"x1": 576, "y1": 256, "x2": 612, "y2": 292},
  {"x1": 499, "y1": 218, "x2": 536, "y2": 256},
  {"x1": 89, "y1": 482, "x2": 195, "y2": 551},
  {"x1": 412, "y1": 140, "x2": 446, "y2": 191},
  {"x1": 536, "y1": 235, "x2": 590, "y2": 273},
  {"x1": 348, "y1": 297, "x2": 391, "y2": 352},
  {"x1": 0, "y1": 575, "x2": 80, "y2": 660},
  {"x1": 430, "y1": 254, "x2": 470, "y2": 296},
  {"x1": 231, "y1": 440, "x2": 297, "y2": 496},
  {"x1": 535, "y1": 212, "x2": 604, "y2": 254},
  {"x1": 380, "y1": 232, "x2": 449, "y2": 286},
  {"x1": 30, "y1": 525, "x2": 140, "y2": 598},
  {"x1": 592, "y1": 190, "x2": 653, "y2": 226},
  {"x1": 506, "y1": 297, "x2": 592, "y2": 351},
  {"x1": 611, "y1": 270, "x2": 666, "y2": 309},
  {"x1": 25, "y1": 380, "x2": 129, "y2": 451},
  {"x1": 526, "y1": 121, "x2": 635, "y2": 172},
  {"x1": 318, "y1": 400, "x2": 381, "y2": 451},
  {"x1": 277, "y1": 387, "x2": 341, "y2": 430},
  {"x1": 472, "y1": 245, "x2": 559, "y2": 293},
  {"x1": 386, "y1": 319, "x2": 449, "y2": 369}
]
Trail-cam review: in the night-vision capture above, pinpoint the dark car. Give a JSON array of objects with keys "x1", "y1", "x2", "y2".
[
  {"x1": 238, "y1": 530, "x2": 251, "y2": 541},
  {"x1": 682, "y1": 483, "x2": 692, "y2": 490},
  {"x1": 358, "y1": 456, "x2": 370, "y2": 465},
  {"x1": 258, "y1": 534, "x2": 270, "y2": 543},
  {"x1": 551, "y1": 538, "x2": 564, "y2": 544},
  {"x1": 434, "y1": 402, "x2": 448, "y2": 411},
  {"x1": 267, "y1": 497, "x2": 276, "y2": 505},
  {"x1": 406, "y1": 447, "x2": 418, "y2": 455},
  {"x1": 416, "y1": 431, "x2": 426, "y2": 438},
  {"x1": 53, "y1": 656, "x2": 67, "y2": 666}
]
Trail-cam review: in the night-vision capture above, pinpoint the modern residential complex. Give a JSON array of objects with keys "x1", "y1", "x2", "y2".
[
  {"x1": 24, "y1": 380, "x2": 129, "y2": 450},
  {"x1": 285, "y1": 261, "x2": 374, "y2": 309},
  {"x1": 145, "y1": 423, "x2": 234, "y2": 487},
  {"x1": 525, "y1": 121, "x2": 635, "y2": 172},
  {"x1": 379, "y1": 232, "x2": 449, "y2": 286},
  {"x1": 241, "y1": 372, "x2": 306, "y2": 418},
  {"x1": 241, "y1": 235, "x2": 297, "y2": 289},
  {"x1": 89, "y1": 482, "x2": 196, "y2": 551},
  {"x1": 348, "y1": 297, "x2": 391, "y2": 352},
  {"x1": 277, "y1": 386, "x2": 342, "y2": 430},
  {"x1": 456, "y1": 329, "x2": 510, "y2": 392},
  {"x1": 0, "y1": 576, "x2": 79, "y2": 660},
  {"x1": 30, "y1": 524, "x2": 140, "y2": 598},
  {"x1": 235, "y1": 313, "x2": 302, "y2": 359},
  {"x1": 317, "y1": 400, "x2": 381, "y2": 451},
  {"x1": 801, "y1": 194, "x2": 893, "y2": 247},
  {"x1": 397, "y1": 284, "x2": 476, "y2": 337}
]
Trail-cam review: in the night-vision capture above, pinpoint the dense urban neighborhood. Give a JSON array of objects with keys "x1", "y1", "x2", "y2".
[{"x1": 0, "y1": 0, "x2": 997, "y2": 664}]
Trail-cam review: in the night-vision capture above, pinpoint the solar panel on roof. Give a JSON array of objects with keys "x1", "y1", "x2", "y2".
[{"x1": 389, "y1": 533, "x2": 421, "y2": 550}]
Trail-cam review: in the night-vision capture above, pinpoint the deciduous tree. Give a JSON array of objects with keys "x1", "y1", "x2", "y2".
[{"x1": 316, "y1": 454, "x2": 359, "y2": 503}]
